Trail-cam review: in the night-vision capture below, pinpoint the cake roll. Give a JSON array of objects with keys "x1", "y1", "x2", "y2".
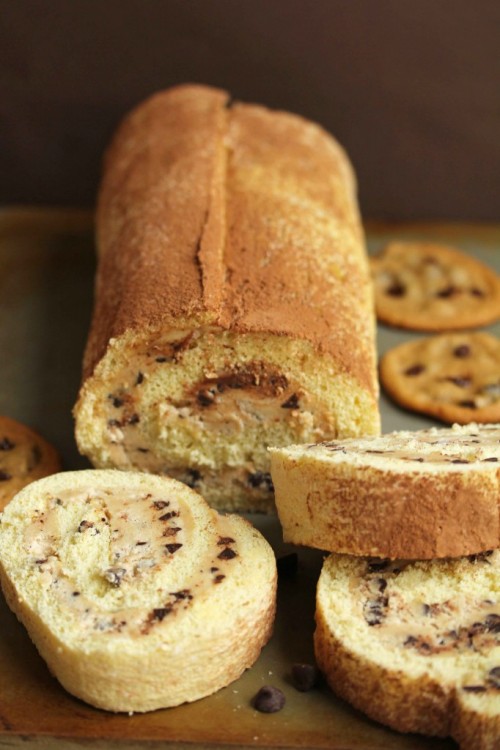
[
  {"x1": 74, "y1": 84, "x2": 379, "y2": 512},
  {"x1": 0, "y1": 470, "x2": 276, "y2": 712},
  {"x1": 270, "y1": 423, "x2": 500, "y2": 559},
  {"x1": 315, "y1": 551, "x2": 500, "y2": 750}
]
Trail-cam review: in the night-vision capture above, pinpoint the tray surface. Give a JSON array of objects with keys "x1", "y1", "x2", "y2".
[{"x1": 1, "y1": 208, "x2": 499, "y2": 749}]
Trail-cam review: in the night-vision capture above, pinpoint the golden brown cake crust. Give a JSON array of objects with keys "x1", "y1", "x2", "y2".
[{"x1": 83, "y1": 84, "x2": 377, "y2": 399}]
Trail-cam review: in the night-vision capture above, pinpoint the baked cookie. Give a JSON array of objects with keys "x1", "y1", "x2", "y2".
[
  {"x1": 0, "y1": 470, "x2": 277, "y2": 712},
  {"x1": 370, "y1": 241, "x2": 500, "y2": 331},
  {"x1": 315, "y1": 551, "x2": 500, "y2": 750},
  {"x1": 270, "y1": 423, "x2": 500, "y2": 560},
  {"x1": 379, "y1": 332, "x2": 500, "y2": 424},
  {"x1": 0, "y1": 415, "x2": 60, "y2": 510}
]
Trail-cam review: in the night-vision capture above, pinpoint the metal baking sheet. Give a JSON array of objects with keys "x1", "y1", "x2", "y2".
[{"x1": 1, "y1": 208, "x2": 499, "y2": 750}]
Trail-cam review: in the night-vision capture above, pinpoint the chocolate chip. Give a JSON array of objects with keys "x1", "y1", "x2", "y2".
[
  {"x1": 470, "y1": 287, "x2": 485, "y2": 297},
  {"x1": 458, "y1": 400, "x2": 476, "y2": 409},
  {"x1": 483, "y1": 457, "x2": 499, "y2": 462},
  {"x1": 446, "y1": 376, "x2": 471, "y2": 388},
  {"x1": 162, "y1": 526, "x2": 181, "y2": 537},
  {"x1": 0, "y1": 437, "x2": 14, "y2": 451},
  {"x1": 159, "y1": 510, "x2": 179, "y2": 521},
  {"x1": 72, "y1": 591, "x2": 80, "y2": 597},
  {"x1": 217, "y1": 547, "x2": 238, "y2": 560},
  {"x1": 197, "y1": 389, "x2": 216, "y2": 407},
  {"x1": 404, "y1": 364, "x2": 425, "y2": 376},
  {"x1": 153, "y1": 500, "x2": 170, "y2": 510},
  {"x1": 363, "y1": 595, "x2": 389, "y2": 626},
  {"x1": 281, "y1": 393, "x2": 299, "y2": 409},
  {"x1": 248, "y1": 471, "x2": 274, "y2": 492},
  {"x1": 217, "y1": 536, "x2": 235, "y2": 546},
  {"x1": 463, "y1": 685, "x2": 487, "y2": 693},
  {"x1": 0, "y1": 470, "x2": 12, "y2": 481},
  {"x1": 453, "y1": 344, "x2": 471, "y2": 358},
  {"x1": 485, "y1": 614, "x2": 500, "y2": 633},
  {"x1": 171, "y1": 589, "x2": 193, "y2": 601},
  {"x1": 152, "y1": 606, "x2": 172, "y2": 621},
  {"x1": 109, "y1": 395, "x2": 124, "y2": 408},
  {"x1": 125, "y1": 413, "x2": 140, "y2": 425},
  {"x1": 103, "y1": 567, "x2": 126, "y2": 586},
  {"x1": 155, "y1": 356, "x2": 170, "y2": 363},
  {"x1": 253, "y1": 686, "x2": 286, "y2": 713},
  {"x1": 436, "y1": 285, "x2": 457, "y2": 298},
  {"x1": 135, "y1": 371, "x2": 144, "y2": 385},
  {"x1": 214, "y1": 574, "x2": 226, "y2": 584},
  {"x1": 165, "y1": 543, "x2": 183, "y2": 554},
  {"x1": 450, "y1": 459, "x2": 470, "y2": 464},
  {"x1": 77, "y1": 520, "x2": 94, "y2": 533},
  {"x1": 386, "y1": 282, "x2": 406, "y2": 297},
  {"x1": 291, "y1": 663, "x2": 319, "y2": 692}
]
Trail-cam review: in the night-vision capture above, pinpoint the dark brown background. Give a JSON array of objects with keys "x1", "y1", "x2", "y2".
[{"x1": 1, "y1": 0, "x2": 499, "y2": 220}]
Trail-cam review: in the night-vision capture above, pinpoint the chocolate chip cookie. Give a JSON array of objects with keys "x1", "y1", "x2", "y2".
[
  {"x1": 370, "y1": 241, "x2": 500, "y2": 330},
  {"x1": 0, "y1": 415, "x2": 60, "y2": 510},
  {"x1": 379, "y1": 332, "x2": 500, "y2": 424}
]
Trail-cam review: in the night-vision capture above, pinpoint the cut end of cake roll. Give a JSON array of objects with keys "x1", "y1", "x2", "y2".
[
  {"x1": 75, "y1": 325, "x2": 379, "y2": 513},
  {"x1": 0, "y1": 470, "x2": 277, "y2": 712},
  {"x1": 270, "y1": 423, "x2": 500, "y2": 559},
  {"x1": 74, "y1": 84, "x2": 380, "y2": 513},
  {"x1": 315, "y1": 552, "x2": 500, "y2": 750}
]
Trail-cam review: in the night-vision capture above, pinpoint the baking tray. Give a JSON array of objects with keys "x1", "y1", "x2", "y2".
[{"x1": 1, "y1": 208, "x2": 499, "y2": 750}]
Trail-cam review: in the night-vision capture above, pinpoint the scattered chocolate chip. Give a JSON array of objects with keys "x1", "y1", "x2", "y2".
[
  {"x1": 281, "y1": 393, "x2": 299, "y2": 409},
  {"x1": 152, "y1": 606, "x2": 172, "y2": 621},
  {"x1": 171, "y1": 590, "x2": 193, "y2": 600},
  {"x1": 462, "y1": 685, "x2": 487, "y2": 693},
  {"x1": 155, "y1": 356, "x2": 170, "y2": 363},
  {"x1": 363, "y1": 595, "x2": 389, "y2": 626},
  {"x1": 153, "y1": 500, "x2": 170, "y2": 510},
  {"x1": 386, "y1": 282, "x2": 406, "y2": 297},
  {"x1": 72, "y1": 591, "x2": 80, "y2": 597},
  {"x1": 214, "y1": 574, "x2": 226, "y2": 584},
  {"x1": 458, "y1": 400, "x2": 476, "y2": 409},
  {"x1": 453, "y1": 344, "x2": 471, "y2": 358},
  {"x1": 253, "y1": 686, "x2": 286, "y2": 713},
  {"x1": 485, "y1": 614, "x2": 500, "y2": 633},
  {"x1": 77, "y1": 520, "x2": 94, "y2": 533},
  {"x1": 159, "y1": 510, "x2": 179, "y2": 521},
  {"x1": 197, "y1": 388, "x2": 217, "y2": 407},
  {"x1": 0, "y1": 470, "x2": 12, "y2": 481},
  {"x1": 210, "y1": 567, "x2": 219, "y2": 573},
  {"x1": 0, "y1": 437, "x2": 14, "y2": 451},
  {"x1": 217, "y1": 547, "x2": 238, "y2": 560},
  {"x1": 104, "y1": 567, "x2": 126, "y2": 586},
  {"x1": 277, "y1": 552, "x2": 298, "y2": 577},
  {"x1": 404, "y1": 364, "x2": 426, "y2": 377},
  {"x1": 135, "y1": 371, "x2": 144, "y2": 385},
  {"x1": 436, "y1": 285, "x2": 457, "y2": 298},
  {"x1": 482, "y1": 457, "x2": 499, "y2": 462},
  {"x1": 248, "y1": 471, "x2": 274, "y2": 492},
  {"x1": 109, "y1": 395, "x2": 124, "y2": 408},
  {"x1": 162, "y1": 526, "x2": 181, "y2": 537},
  {"x1": 450, "y1": 459, "x2": 470, "y2": 464},
  {"x1": 135, "y1": 541, "x2": 147, "y2": 546},
  {"x1": 165, "y1": 543, "x2": 183, "y2": 554},
  {"x1": 125, "y1": 413, "x2": 140, "y2": 425},
  {"x1": 470, "y1": 288, "x2": 485, "y2": 297},
  {"x1": 217, "y1": 536, "x2": 236, "y2": 545},
  {"x1": 446, "y1": 376, "x2": 471, "y2": 388},
  {"x1": 291, "y1": 663, "x2": 320, "y2": 692}
]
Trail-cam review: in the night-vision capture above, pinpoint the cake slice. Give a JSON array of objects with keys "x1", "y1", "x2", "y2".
[
  {"x1": 270, "y1": 423, "x2": 500, "y2": 559},
  {"x1": 315, "y1": 551, "x2": 500, "y2": 750},
  {"x1": 0, "y1": 470, "x2": 276, "y2": 712}
]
